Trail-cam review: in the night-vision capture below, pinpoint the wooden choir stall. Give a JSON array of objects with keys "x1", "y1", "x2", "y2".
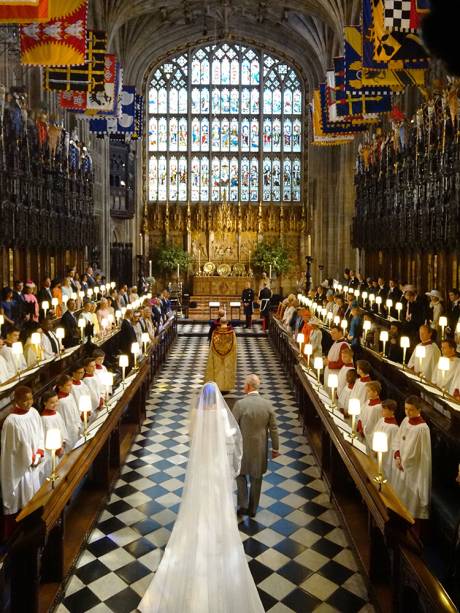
[{"x1": 0, "y1": 318, "x2": 177, "y2": 613}]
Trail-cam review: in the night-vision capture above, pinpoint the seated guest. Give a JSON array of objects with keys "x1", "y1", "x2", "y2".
[
  {"x1": 120, "y1": 309, "x2": 138, "y2": 355},
  {"x1": 426, "y1": 289, "x2": 443, "y2": 333},
  {"x1": 350, "y1": 360, "x2": 373, "y2": 407},
  {"x1": 0, "y1": 287, "x2": 17, "y2": 329},
  {"x1": 387, "y1": 322, "x2": 404, "y2": 363},
  {"x1": 40, "y1": 316, "x2": 60, "y2": 359},
  {"x1": 432, "y1": 339, "x2": 460, "y2": 394},
  {"x1": 139, "y1": 305, "x2": 156, "y2": 342},
  {"x1": 407, "y1": 324, "x2": 441, "y2": 380},
  {"x1": 324, "y1": 325, "x2": 350, "y2": 382},
  {"x1": 88, "y1": 302, "x2": 100, "y2": 336},
  {"x1": 39, "y1": 390, "x2": 68, "y2": 482},
  {"x1": 393, "y1": 395, "x2": 431, "y2": 521},
  {"x1": 309, "y1": 317, "x2": 323, "y2": 358},
  {"x1": 447, "y1": 288, "x2": 460, "y2": 335},
  {"x1": 281, "y1": 295, "x2": 297, "y2": 328},
  {"x1": 373, "y1": 399, "x2": 399, "y2": 486},
  {"x1": 70, "y1": 363, "x2": 87, "y2": 411},
  {"x1": 129, "y1": 286, "x2": 139, "y2": 304},
  {"x1": 117, "y1": 285, "x2": 129, "y2": 308},
  {"x1": 81, "y1": 300, "x2": 96, "y2": 339},
  {"x1": 0, "y1": 386, "x2": 44, "y2": 525},
  {"x1": 82, "y1": 357, "x2": 104, "y2": 413},
  {"x1": 56, "y1": 374, "x2": 81, "y2": 449},
  {"x1": 132, "y1": 310, "x2": 143, "y2": 345},
  {"x1": 347, "y1": 305, "x2": 362, "y2": 349},
  {"x1": 61, "y1": 276, "x2": 73, "y2": 310},
  {"x1": 338, "y1": 369, "x2": 357, "y2": 414},
  {"x1": 358, "y1": 381, "x2": 383, "y2": 448},
  {"x1": 1, "y1": 327, "x2": 27, "y2": 377},
  {"x1": 61, "y1": 299, "x2": 80, "y2": 348},
  {"x1": 337, "y1": 346, "x2": 355, "y2": 395},
  {"x1": 0, "y1": 339, "x2": 12, "y2": 384},
  {"x1": 24, "y1": 323, "x2": 44, "y2": 367},
  {"x1": 96, "y1": 298, "x2": 111, "y2": 326}
]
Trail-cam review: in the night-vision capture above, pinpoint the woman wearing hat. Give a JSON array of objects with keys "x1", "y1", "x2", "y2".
[{"x1": 426, "y1": 289, "x2": 444, "y2": 334}]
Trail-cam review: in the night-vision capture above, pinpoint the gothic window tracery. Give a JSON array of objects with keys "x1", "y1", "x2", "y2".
[{"x1": 148, "y1": 43, "x2": 302, "y2": 203}]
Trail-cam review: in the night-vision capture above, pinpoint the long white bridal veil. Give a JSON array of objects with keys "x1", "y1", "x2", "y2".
[{"x1": 138, "y1": 382, "x2": 264, "y2": 613}]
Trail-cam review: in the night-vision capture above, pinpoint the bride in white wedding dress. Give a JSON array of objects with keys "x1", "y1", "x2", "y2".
[{"x1": 138, "y1": 381, "x2": 265, "y2": 613}]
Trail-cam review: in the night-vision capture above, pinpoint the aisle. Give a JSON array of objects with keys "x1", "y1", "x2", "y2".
[{"x1": 58, "y1": 332, "x2": 374, "y2": 613}]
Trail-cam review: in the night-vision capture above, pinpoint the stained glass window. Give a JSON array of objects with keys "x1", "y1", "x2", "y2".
[{"x1": 148, "y1": 43, "x2": 303, "y2": 203}]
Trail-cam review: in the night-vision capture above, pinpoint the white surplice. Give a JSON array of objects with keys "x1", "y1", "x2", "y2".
[
  {"x1": 324, "y1": 339, "x2": 350, "y2": 383},
  {"x1": 432, "y1": 356, "x2": 460, "y2": 394},
  {"x1": 0, "y1": 354, "x2": 11, "y2": 384},
  {"x1": 0, "y1": 408, "x2": 44, "y2": 514},
  {"x1": 82, "y1": 374, "x2": 102, "y2": 412},
  {"x1": 138, "y1": 382, "x2": 264, "y2": 613},
  {"x1": 407, "y1": 342, "x2": 441, "y2": 381},
  {"x1": 392, "y1": 417, "x2": 432, "y2": 519},
  {"x1": 359, "y1": 400, "x2": 382, "y2": 448},
  {"x1": 40, "y1": 412, "x2": 69, "y2": 482},
  {"x1": 57, "y1": 393, "x2": 82, "y2": 450},
  {"x1": 0, "y1": 345, "x2": 27, "y2": 378},
  {"x1": 337, "y1": 364, "x2": 354, "y2": 395}
]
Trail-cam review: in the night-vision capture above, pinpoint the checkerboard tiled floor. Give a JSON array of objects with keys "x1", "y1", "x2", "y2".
[
  {"x1": 178, "y1": 321, "x2": 265, "y2": 336},
  {"x1": 57, "y1": 333, "x2": 374, "y2": 613}
]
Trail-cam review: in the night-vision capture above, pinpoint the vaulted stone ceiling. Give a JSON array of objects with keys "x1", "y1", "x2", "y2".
[{"x1": 90, "y1": 0, "x2": 360, "y2": 91}]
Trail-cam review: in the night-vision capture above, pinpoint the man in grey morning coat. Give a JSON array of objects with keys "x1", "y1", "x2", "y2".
[{"x1": 232, "y1": 373, "x2": 280, "y2": 517}]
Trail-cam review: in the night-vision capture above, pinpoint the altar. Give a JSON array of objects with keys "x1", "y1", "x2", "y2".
[{"x1": 192, "y1": 276, "x2": 254, "y2": 296}]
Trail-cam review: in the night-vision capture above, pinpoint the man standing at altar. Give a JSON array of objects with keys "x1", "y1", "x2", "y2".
[
  {"x1": 259, "y1": 282, "x2": 272, "y2": 332},
  {"x1": 242, "y1": 281, "x2": 255, "y2": 329}
]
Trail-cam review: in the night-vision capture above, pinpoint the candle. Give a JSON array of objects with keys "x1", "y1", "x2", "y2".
[
  {"x1": 177, "y1": 263, "x2": 180, "y2": 280},
  {"x1": 379, "y1": 330, "x2": 388, "y2": 356},
  {"x1": 303, "y1": 343, "x2": 313, "y2": 367},
  {"x1": 79, "y1": 394, "x2": 92, "y2": 438},
  {"x1": 400, "y1": 336, "x2": 410, "y2": 365},
  {"x1": 131, "y1": 342, "x2": 140, "y2": 369},
  {"x1": 119, "y1": 354, "x2": 129, "y2": 386},
  {"x1": 348, "y1": 399, "x2": 361, "y2": 444},
  {"x1": 198, "y1": 251, "x2": 201, "y2": 270},
  {"x1": 372, "y1": 431, "x2": 388, "y2": 490},
  {"x1": 269, "y1": 264, "x2": 272, "y2": 279},
  {"x1": 328, "y1": 373, "x2": 338, "y2": 408},
  {"x1": 149, "y1": 259, "x2": 153, "y2": 277},
  {"x1": 439, "y1": 316, "x2": 448, "y2": 340},
  {"x1": 414, "y1": 344, "x2": 426, "y2": 375},
  {"x1": 307, "y1": 234, "x2": 312, "y2": 257}
]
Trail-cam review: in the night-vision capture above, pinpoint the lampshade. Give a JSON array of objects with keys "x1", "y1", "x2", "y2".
[
  {"x1": 105, "y1": 283, "x2": 111, "y2": 291},
  {"x1": 337, "y1": 284, "x2": 343, "y2": 292},
  {"x1": 119, "y1": 354, "x2": 129, "y2": 368},
  {"x1": 326, "y1": 312, "x2": 333, "y2": 322},
  {"x1": 101, "y1": 371, "x2": 114, "y2": 387},
  {"x1": 386, "y1": 299, "x2": 393, "y2": 308},
  {"x1": 121, "y1": 307, "x2": 127, "y2": 316},
  {"x1": 56, "y1": 327, "x2": 65, "y2": 340},
  {"x1": 439, "y1": 316, "x2": 448, "y2": 328},
  {"x1": 438, "y1": 357, "x2": 450, "y2": 372},
  {"x1": 94, "y1": 286, "x2": 100, "y2": 294},
  {"x1": 321, "y1": 307, "x2": 327, "y2": 318},
  {"x1": 297, "y1": 294, "x2": 302, "y2": 301},
  {"x1": 372, "y1": 431, "x2": 388, "y2": 453},
  {"x1": 31, "y1": 332, "x2": 41, "y2": 345},
  {"x1": 51, "y1": 297, "x2": 59, "y2": 307},
  {"x1": 369, "y1": 293, "x2": 375, "y2": 302},
  {"x1": 87, "y1": 288, "x2": 93, "y2": 297},
  {"x1": 79, "y1": 394, "x2": 92, "y2": 413},
  {"x1": 41, "y1": 300, "x2": 49, "y2": 311},
  {"x1": 115, "y1": 309, "x2": 122, "y2": 320},
  {"x1": 312, "y1": 302, "x2": 317, "y2": 312},
  {"x1": 78, "y1": 291, "x2": 84, "y2": 299},
  {"x1": 344, "y1": 285, "x2": 349, "y2": 293},
  {"x1": 141, "y1": 332, "x2": 150, "y2": 344},
  {"x1": 296, "y1": 333, "x2": 305, "y2": 344},
  {"x1": 131, "y1": 342, "x2": 140, "y2": 355},
  {"x1": 101, "y1": 318, "x2": 108, "y2": 329},
  {"x1": 400, "y1": 336, "x2": 410, "y2": 349},
  {"x1": 354, "y1": 289, "x2": 360, "y2": 297},
  {"x1": 375, "y1": 296, "x2": 382, "y2": 305},
  {"x1": 71, "y1": 292, "x2": 77, "y2": 300},
  {"x1": 395, "y1": 302, "x2": 402, "y2": 311},
  {"x1": 12, "y1": 341, "x2": 23, "y2": 355},
  {"x1": 313, "y1": 357, "x2": 323, "y2": 370},
  {"x1": 327, "y1": 374, "x2": 338, "y2": 389},
  {"x1": 110, "y1": 281, "x2": 116, "y2": 289},
  {"x1": 415, "y1": 345, "x2": 426, "y2": 359},
  {"x1": 62, "y1": 295, "x2": 70, "y2": 305},
  {"x1": 333, "y1": 315, "x2": 340, "y2": 325},
  {"x1": 77, "y1": 317, "x2": 86, "y2": 329},
  {"x1": 379, "y1": 330, "x2": 389, "y2": 342},
  {"x1": 340, "y1": 319, "x2": 348, "y2": 331},
  {"x1": 107, "y1": 314, "x2": 114, "y2": 324},
  {"x1": 363, "y1": 320, "x2": 371, "y2": 332},
  {"x1": 45, "y1": 428, "x2": 62, "y2": 451},
  {"x1": 348, "y1": 398, "x2": 361, "y2": 416},
  {"x1": 362, "y1": 291, "x2": 368, "y2": 300},
  {"x1": 303, "y1": 343, "x2": 313, "y2": 356}
]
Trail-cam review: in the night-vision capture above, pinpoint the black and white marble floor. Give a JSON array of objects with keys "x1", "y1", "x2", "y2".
[{"x1": 57, "y1": 330, "x2": 374, "y2": 613}]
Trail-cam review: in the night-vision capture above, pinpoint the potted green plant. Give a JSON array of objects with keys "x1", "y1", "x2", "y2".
[
  {"x1": 251, "y1": 240, "x2": 291, "y2": 276},
  {"x1": 152, "y1": 244, "x2": 191, "y2": 276}
]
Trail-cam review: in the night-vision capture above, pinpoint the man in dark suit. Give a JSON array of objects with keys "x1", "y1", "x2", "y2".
[
  {"x1": 12, "y1": 280, "x2": 28, "y2": 325},
  {"x1": 241, "y1": 282, "x2": 255, "y2": 329},
  {"x1": 402, "y1": 286, "x2": 428, "y2": 341},
  {"x1": 447, "y1": 288, "x2": 460, "y2": 334},
  {"x1": 37, "y1": 277, "x2": 53, "y2": 318},
  {"x1": 61, "y1": 299, "x2": 80, "y2": 348},
  {"x1": 120, "y1": 310, "x2": 138, "y2": 357}
]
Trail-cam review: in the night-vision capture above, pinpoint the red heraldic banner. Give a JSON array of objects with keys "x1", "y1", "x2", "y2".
[
  {"x1": 58, "y1": 54, "x2": 117, "y2": 112},
  {"x1": 0, "y1": 0, "x2": 49, "y2": 23},
  {"x1": 20, "y1": 0, "x2": 87, "y2": 66}
]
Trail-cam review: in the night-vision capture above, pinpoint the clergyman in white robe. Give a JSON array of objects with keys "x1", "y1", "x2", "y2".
[{"x1": 0, "y1": 407, "x2": 44, "y2": 514}]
